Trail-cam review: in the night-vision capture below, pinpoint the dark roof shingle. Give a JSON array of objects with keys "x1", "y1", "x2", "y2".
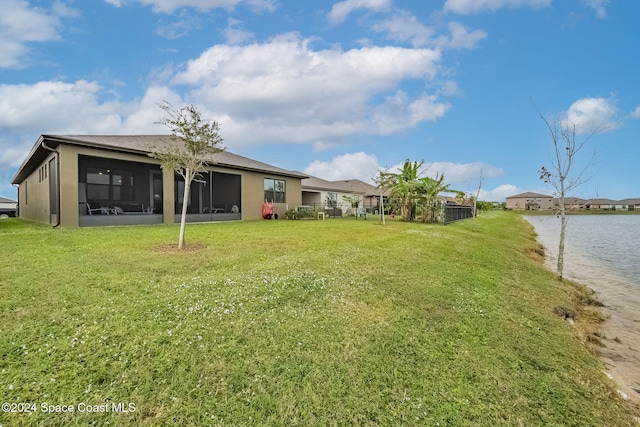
[{"x1": 13, "y1": 135, "x2": 307, "y2": 183}]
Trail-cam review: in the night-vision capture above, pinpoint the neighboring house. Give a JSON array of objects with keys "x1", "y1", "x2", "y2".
[
  {"x1": 0, "y1": 196, "x2": 18, "y2": 217},
  {"x1": 505, "y1": 192, "x2": 554, "y2": 210},
  {"x1": 11, "y1": 135, "x2": 307, "y2": 227},
  {"x1": 558, "y1": 197, "x2": 587, "y2": 210},
  {"x1": 301, "y1": 176, "x2": 383, "y2": 215},
  {"x1": 507, "y1": 194, "x2": 640, "y2": 211},
  {"x1": 615, "y1": 198, "x2": 640, "y2": 211},
  {"x1": 585, "y1": 198, "x2": 616, "y2": 210},
  {"x1": 333, "y1": 179, "x2": 385, "y2": 212}
]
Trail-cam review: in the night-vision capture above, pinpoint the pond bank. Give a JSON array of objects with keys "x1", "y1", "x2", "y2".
[{"x1": 523, "y1": 214, "x2": 640, "y2": 407}]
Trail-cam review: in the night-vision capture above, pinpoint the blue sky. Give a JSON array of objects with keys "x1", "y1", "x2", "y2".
[{"x1": 1, "y1": 0, "x2": 638, "y2": 202}]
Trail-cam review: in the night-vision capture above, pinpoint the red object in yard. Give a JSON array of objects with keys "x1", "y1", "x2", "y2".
[{"x1": 262, "y1": 201, "x2": 278, "y2": 219}]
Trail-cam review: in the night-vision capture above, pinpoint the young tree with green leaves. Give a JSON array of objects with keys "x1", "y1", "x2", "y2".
[{"x1": 150, "y1": 102, "x2": 225, "y2": 249}]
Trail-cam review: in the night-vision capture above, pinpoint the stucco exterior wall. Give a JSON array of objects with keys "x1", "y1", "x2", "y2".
[
  {"x1": 239, "y1": 170, "x2": 302, "y2": 220},
  {"x1": 505, "y1": 198, "x2": 524, "y2": 210},
  {"x1": 58, "y1": 145, "x2": 79, "y2": 227},
  {"x1": 18, "y1": 153, "x2": 54, "y2": 224},
  {"x1": 506, "y1": 196, "x2": 554, "y2": 210}
]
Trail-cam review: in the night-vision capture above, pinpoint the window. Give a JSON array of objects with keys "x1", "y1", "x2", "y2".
[
  {"x1": 86, "y1": 168, "x2": 134, "y2": 201},
  {"x1": 264, "y1": 178, "x2": 285, "y2": 203},
  {"x1": 326, "y1": 192, "x2": 337, "y2": 207}
]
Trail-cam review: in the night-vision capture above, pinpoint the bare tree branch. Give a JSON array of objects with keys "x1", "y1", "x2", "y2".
[{"x1": 534, "y1": 101, "x2": 601, "y2": 280}]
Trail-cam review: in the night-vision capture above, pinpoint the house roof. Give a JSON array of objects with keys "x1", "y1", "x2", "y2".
[
  {"x1": 301, "y1": 176, "x2": 384, "y2": 195},
  {"x1": 12, "y1": 135, "x2": 308, "y2": 184},
  {"x1": 506, "y1": 192, "x2": 552, "y2": 199},
  {"x1": 586, "y1": 198, "x2": 617, "y2": 205},
  {"x1": 559, "y1": 197, "x2": 587, "y2": 205},
  {"x1": 617, "y1": 198, "x2": 640, "y2": 205},
  {"x1": 333, "y1": 179, "x2": 382, "y2": 195},
  {"x1": 301, "y1": 176, "x2": 344, "y2": 191},
  {"x1": 0, "y1": 196, "x2": 17, "y2": 204}
]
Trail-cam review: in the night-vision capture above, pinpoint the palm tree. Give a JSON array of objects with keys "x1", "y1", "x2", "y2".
[
  {"x1": 417, "y1": 173, "x2": 453, "y2": 223},
  {"x1": 378, "y1": 159, "x2": 455, "y2": 223},
  {"x1": 378, "y1": 159, "x2": 424, "y2": 221}
]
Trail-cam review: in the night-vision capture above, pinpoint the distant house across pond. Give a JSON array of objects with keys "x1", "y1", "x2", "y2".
[
  {"x1": 11, "y1": 135, "x2": 307, "y2": 227},
  {"x1": 506, "y1": 192, "x2": 555, "y2": 210},
  {"x1": 507, "y1": 192, "x2": 640, "y2": 211}
]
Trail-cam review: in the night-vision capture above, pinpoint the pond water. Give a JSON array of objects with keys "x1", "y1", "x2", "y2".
[{"x1": 524, "y1": 215, "x2": 640, "y2": 402}]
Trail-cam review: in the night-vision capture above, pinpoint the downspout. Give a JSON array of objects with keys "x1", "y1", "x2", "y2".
[
  {"x1": 41, "y1": 140, "x2": 61, "y2": 227},
  {"x1": 12, "y1": 183, "x2": 19, "y2": 217}
]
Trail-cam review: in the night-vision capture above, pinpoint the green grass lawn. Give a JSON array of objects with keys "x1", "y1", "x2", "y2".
[{"x1": 0, "y1": 213, "x2": 637, "y2": 426}]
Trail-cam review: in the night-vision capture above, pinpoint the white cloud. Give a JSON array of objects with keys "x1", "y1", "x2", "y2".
[
  {"x1": 0, "y1": 141, "x2": 31, "y2": 168},
  {"x1": 106, "y1": 0, "x2": 277, "y2": 14},
  {"x1": 172, "y1": 33, "x2": 449, "y2": 147},
  {"x1": 0, "y1": 81, "x2": 122, "y2": 134},
  {"x1": 425, "y1": 161, "x2": 504, "y2": 184},
  {"x1": 444, "y1": 0, "x2": 551, "y2": 15},
  {"x1": 371, "y1": 11, "x2": 434, "y2": 47},
  {"x1": 120, "y1": 86, "x2": 184, "y2": 134},
  {"x1": 368, "y1": 91, "x2": 451, "y2": 136},
  {"x1": 631, "y1": 106, "x2": 640, "y2": 119},
  {"x1": 327, "y1": 0, "x2": 392, "y2": 25},
  {"x1": 369, "y1": 12, "x2": 486, "y2": 50},
  {"x1": 0, "y1": 27, "x2": 459, "y2": 184},
  {"x1": 0, "y1": 80, "x2": 182, "y2": 171},
  {"x1": 0, "y1": 0, "x2": 77, "y2": 69},
  {"x1": 222, "y1": 18, "x2": 254, "y2": 45},
  {"x1": 583, "y1": 0, "x2": 609, "y2": 19},
  {"x1": 51, "y1": 1, "x2": 81, "y2": 18},
  {"x1": 562, "y1": 97, "x2": 619, "y2": 134},
  {"x1": 478, "y1": 184, "x2": 523, "y2": 202},
  {"x1": 304, "y1": 152, "x2": 381, "y2": 183},
  {"x1": 378, "y1": 160, "x2": 515, "y2": 201},
  {"x1": 437, "y1": 22, "x2": 487, "y2": 49},
  {"x1": 156, "y1": 11, "x2": 201, "y2": 39},
  {"x1": 436, "y1": 80, "x2": 462, "y2": 97}
]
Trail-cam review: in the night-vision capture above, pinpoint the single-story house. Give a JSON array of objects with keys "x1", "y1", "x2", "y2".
[
  {"x1": 505, "y1": 192, "x2": 554, "y2": 210},
  {"x1": 584, "y1": 198, "x2": 616, "y2": 210},
  {"x1": 555, "y1": 197, "x2": 587, "y2": 210},
  {"x1": 301, "y1": 176, "x2": 384, "y2": 216},
  {"x1": 615, "y1": 198, "x2": 640, "y2": 211},
  {"x1": 11, "y1": 135, "x2": 307, "y2": 227},
  {"x1": 0, "y1": 196, "x2": 18, "y2": 217}
]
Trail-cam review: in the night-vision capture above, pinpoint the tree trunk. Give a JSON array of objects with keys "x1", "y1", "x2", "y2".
[
  {"x1": 178, "y1": 168, "x2": 191, "y2": 249},
  {"x1": 557, "y1": 201, "x2": 566, "y2": 280}
]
